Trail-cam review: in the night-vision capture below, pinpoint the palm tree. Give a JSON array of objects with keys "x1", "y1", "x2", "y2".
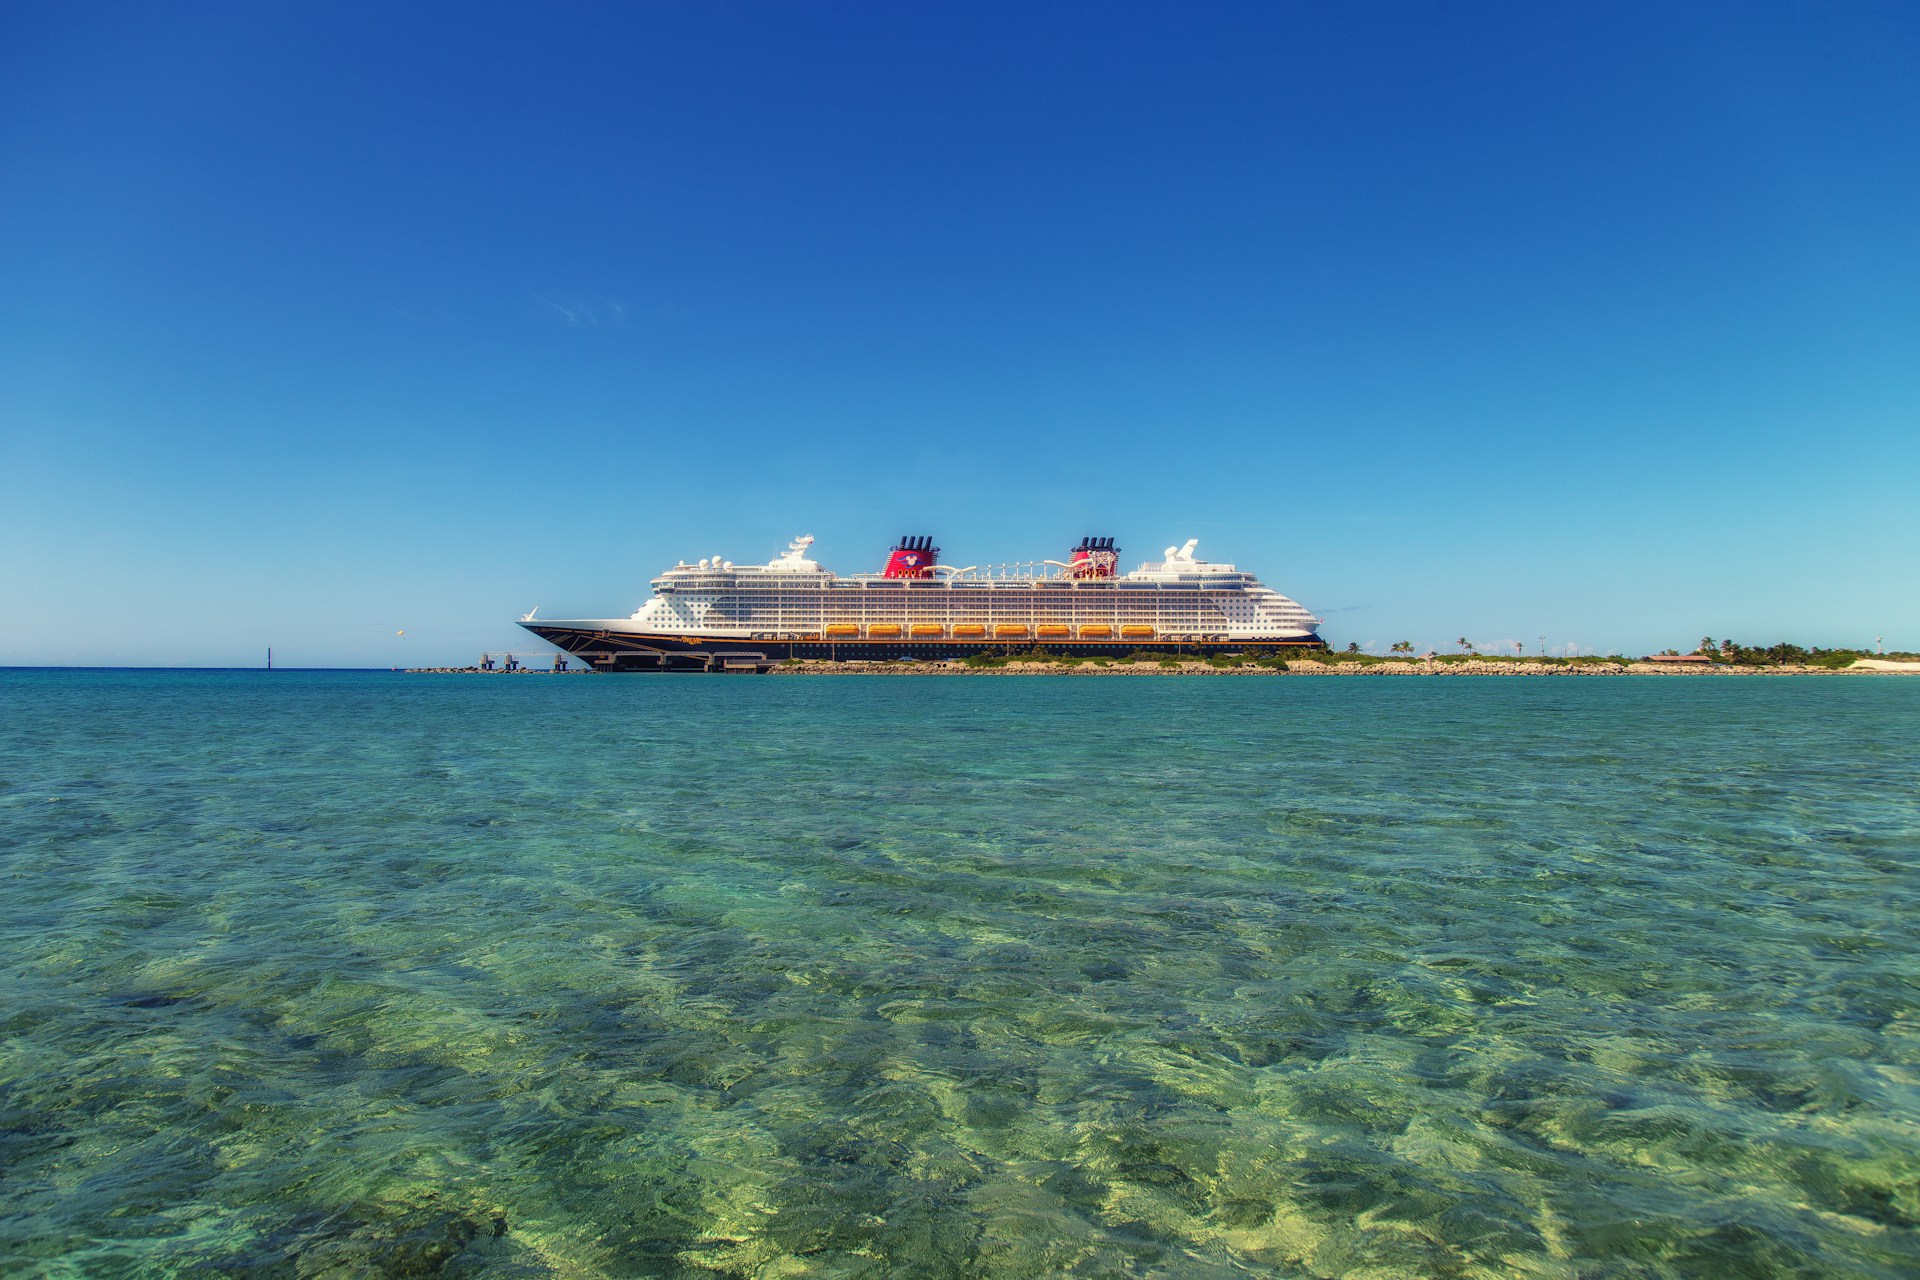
[
  {"x1": 1698, "y1": 636, "x2": 1715, "y2": 655},
  {"x1": 1389, "y1": 640, "x2": 1413, "y2": 655},
  {"x1": 1346, "y1": 642, "x2": 1360, "y2": 654},
  {"x1": 1456, "y1": 636, "x2": 1474, "y2": 654}
]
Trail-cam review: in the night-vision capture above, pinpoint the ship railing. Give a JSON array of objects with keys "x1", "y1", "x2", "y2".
[{"x1": 937, "y1": 561, "x2": 1073, "y2": 582}]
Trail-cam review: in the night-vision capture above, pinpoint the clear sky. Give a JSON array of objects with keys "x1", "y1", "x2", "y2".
[{"x1": 4, "y1": 2, "x2": 1916, "y2": 666}]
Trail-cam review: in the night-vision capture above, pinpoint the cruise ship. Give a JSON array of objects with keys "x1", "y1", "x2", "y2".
[{"x1": 518, "y1": 535, "x2": 1324, "y2": 671}]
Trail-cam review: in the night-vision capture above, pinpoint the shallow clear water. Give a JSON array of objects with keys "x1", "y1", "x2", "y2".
[{"x1": 1, "y1": 670, "x2": 1916, "y2": 1278}]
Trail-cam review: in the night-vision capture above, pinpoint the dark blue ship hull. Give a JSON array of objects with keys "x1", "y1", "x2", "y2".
[{"x1": 518, "y1": 623, "x2": 1326, "y2": 672}]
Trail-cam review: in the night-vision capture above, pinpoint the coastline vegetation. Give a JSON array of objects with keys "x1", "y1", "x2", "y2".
[
  {"x1": 1383, "y1": 636, "x2": 1917, "y2": 668},
  {"x1": 1682, "y1": 638, "x2": 1917, "y2": 668}
]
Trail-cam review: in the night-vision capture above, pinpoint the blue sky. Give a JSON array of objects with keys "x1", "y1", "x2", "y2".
[{"x1": 3, "y1": 2, "x2": 1916, "y2": 665}]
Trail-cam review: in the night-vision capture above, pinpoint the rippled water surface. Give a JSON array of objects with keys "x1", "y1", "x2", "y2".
[{"x1": 2, "y1": 670, "x2": 1917, "y2": 1278}]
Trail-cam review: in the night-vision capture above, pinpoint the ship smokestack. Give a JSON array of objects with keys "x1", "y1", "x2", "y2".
[
  {"x1": 882, "y1": 534, "x2": 940, "y2": 578},
  {"x1": 1069, "y1": 535, "x2": 1119, "y2": 578}
]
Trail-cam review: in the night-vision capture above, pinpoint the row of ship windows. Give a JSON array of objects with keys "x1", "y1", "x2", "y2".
[
  {"x1": 660, "y1": 601, "x2": 1304, "y2": 613},
  {"x1": 664, "y1": 600, "x2": 1242, "y2": 612},
  {"x1": 655, "y1": 583, "x2": 1254, "y2": 594},
  {"x1": 657, "y1": 608, "x2": 1301, "y2": 622},
  {"x1": 695, "y1": 616, "x2": 1243, "y2": 624},
  {"x1": 668, "y1": 606, "x2": 1244, "y2": 614},
  {"x1": 683, "y1": 602, "x2": 1236, "y2": 614},
  {"x1": 686, "y1": 615, "x2": 1305, "y2": 625}
]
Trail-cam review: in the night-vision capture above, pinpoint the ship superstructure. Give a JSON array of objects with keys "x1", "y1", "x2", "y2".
[{"x1": 519, "y1": 534, "x2": 1324, "y2": 671}]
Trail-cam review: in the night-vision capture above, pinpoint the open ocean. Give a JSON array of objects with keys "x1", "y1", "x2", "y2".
[{"x1": 1, "y1": 669, "x2": 1916, "y2": 1278}]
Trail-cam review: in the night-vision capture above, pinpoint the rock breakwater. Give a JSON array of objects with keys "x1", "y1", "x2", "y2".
[{"x1": 768, "y1": 659, "x2": 1909, "y2": 677}]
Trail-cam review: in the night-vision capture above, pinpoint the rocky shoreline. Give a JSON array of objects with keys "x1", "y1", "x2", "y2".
[
  {"x1": 401, "y1": 659, "x2": 1919, "y2": 677},
  {"x1": 770, "y1": 659, "x2": 1917, "y2": 677}
]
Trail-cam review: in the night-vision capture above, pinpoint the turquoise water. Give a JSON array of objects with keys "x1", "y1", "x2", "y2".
[{"x1": 2, "y1": 671, "x2": 1916, "y2": 1278}]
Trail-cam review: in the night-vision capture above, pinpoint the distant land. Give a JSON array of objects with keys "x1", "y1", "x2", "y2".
[{"x1": 405, "y1": 648, "x2": 1920, "y2": 677}]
